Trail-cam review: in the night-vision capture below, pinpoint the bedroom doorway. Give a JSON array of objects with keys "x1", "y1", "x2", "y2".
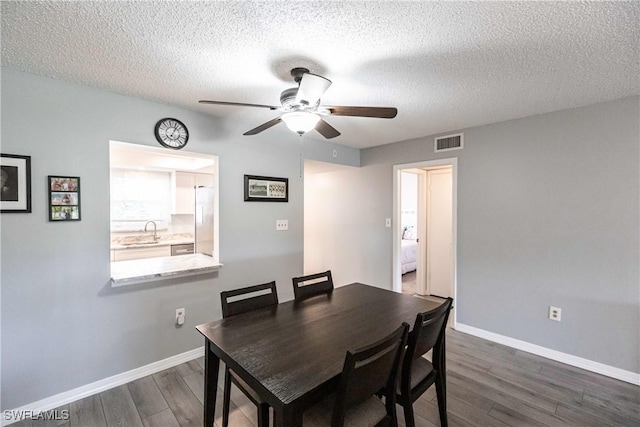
[
  {"x1": 399, "y1": 170, "x2": 423, "y2": 295},
  {"x1": 393, "y1": 159, "x2": 457, "y2": 322}
]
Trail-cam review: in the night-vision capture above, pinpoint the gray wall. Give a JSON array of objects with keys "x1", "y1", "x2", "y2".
[
  {"x1": 0, "y1": 68, "x2": 359, "y2": 409},
  {"x1": 322, "y1": 97, "x2": 640, "y2": 373}
]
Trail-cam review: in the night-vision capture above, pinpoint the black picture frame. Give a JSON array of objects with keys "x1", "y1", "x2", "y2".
[
  {"x1": 1, "y1": 153, "x2": 32, "y2": 213},
  {"x1": 244, "y1": 175, "x2": 289, "y2": 202},
  {"x1": 48, "y1": 176, "x2": 81, "y2": 221}
]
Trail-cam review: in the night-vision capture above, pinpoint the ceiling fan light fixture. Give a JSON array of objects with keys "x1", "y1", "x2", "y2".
[
  {"x1": 281, "y1": 112, "x2": 320, "y2": 135},
  {"x1": 295, "y1": 73, "x2": 332, "y2": 106}
]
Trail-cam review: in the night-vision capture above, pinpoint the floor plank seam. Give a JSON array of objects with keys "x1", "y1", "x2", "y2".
[
  {"x1": 486, "y1": 401, "x2": 495, "y2": 415},
  {"x1": 98, "y1": 394, "x2": 109, "y2": 427},
  {"x1": 127, "y1": 383, "x2": 145, "y2": 420}
]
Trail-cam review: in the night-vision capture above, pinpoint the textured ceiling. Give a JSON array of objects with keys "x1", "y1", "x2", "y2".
[{"x1": 2, "y1": 1, "x2": 639, "y2": 149}]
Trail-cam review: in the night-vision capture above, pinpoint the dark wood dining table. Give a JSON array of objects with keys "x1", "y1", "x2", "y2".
[{"x1": 196, "y1": 282, "x2": 443, "y2": 427}]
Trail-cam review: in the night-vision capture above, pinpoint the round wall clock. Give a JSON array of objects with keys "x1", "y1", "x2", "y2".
[{"x1": 154, "y1": 118, "x2": 189, "y2": 150}]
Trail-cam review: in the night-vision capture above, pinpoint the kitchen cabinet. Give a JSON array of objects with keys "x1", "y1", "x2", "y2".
[
  {"x1": 196, "y1": 173, "x2": 214, "y2": 187},
  {"x1": 172, "y1": 172, "x2": 214, "y2": 214},
  {"x1": 113, "y1": 245, "x2": 171, "y2": 261},
  {"x1": 172, "y1": 172, "x2": 195, "y2": 215}
]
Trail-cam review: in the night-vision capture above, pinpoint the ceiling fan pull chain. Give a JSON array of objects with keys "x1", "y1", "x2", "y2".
[{"x1": 299, "y1": 136, "x2": 304, "y2": 178}]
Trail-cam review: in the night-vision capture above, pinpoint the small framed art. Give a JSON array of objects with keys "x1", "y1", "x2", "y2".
[
  {"x1": 48, "y1": 176, "x2": 81, "y2": 221},
  {"x1": 1, "y1": 153, "x2": 32, "y2": 213},
  {"x1": 244, "y1": 175, "x2": 288, "y2": 202}
]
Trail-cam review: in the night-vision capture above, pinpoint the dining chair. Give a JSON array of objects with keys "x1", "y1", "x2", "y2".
[
  {"x1": 292, "y1": 270, "x2": 334, "y2": 300},
  {"x1": 220, "y1": 281, "x2": 279, "y2": 427},
  {"x1": 396, "y1": 298, "x2": 453, "y2": 427},
  {"x1": 303, "y1": 323, "x2": 409, "y2": 427}
]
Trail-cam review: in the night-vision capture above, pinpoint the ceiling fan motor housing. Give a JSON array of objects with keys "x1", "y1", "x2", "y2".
[
  {"x1": 280, "y1": 87, "x2": 320, "y2": 110},
  {"x1": 280, "y1": 87, "x2": 300, "y2": 109}
]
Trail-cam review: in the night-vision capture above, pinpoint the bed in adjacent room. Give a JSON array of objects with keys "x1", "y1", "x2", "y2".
[{"x1": 401, "y1": 226, "x2": 417, "y2": 274}]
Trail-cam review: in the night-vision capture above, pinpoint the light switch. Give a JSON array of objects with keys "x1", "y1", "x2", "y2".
[
  {"x1": 385, "y1": 218, "x2": 391, "y2": 228},
  {"x1": 276, "y1": 220, "x2": 288, "y2": 231}
]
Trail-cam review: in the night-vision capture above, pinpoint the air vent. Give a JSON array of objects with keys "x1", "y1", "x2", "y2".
[{"x1": 434, "y1": 133, "x2": 463, "y2": 152}]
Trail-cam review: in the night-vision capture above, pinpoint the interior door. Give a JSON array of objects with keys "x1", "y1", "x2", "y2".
[{"x1": 427, "y1": 168, "x2": 453, "y2": 298}]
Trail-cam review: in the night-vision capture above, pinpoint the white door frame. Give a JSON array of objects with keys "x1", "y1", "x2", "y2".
[
  {"x1": 392, "y1": 158, "x2": 458, "y2": 327},
  {"x1": 416, "y1": 169, "x2": 428, "y2": 295}
]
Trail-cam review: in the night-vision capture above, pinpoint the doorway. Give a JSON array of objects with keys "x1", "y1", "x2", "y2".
[{"x1": 393, "y1": 159, "x2": 457, "y2": 324}]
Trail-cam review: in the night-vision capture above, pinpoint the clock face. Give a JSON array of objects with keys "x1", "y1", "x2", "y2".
[{"x1": 155, "y1": 118, "x2": 189, "y2": 149}]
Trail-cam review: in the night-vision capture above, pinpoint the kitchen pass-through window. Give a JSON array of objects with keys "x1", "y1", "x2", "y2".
[{"x1": 109, "y1": 141, "x2": 219, "y2": 267}]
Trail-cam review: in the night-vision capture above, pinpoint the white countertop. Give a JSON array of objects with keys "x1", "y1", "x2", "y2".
[
  {"x1": 111, "y1": 253, "x2": 222, "y2": 286},
  {"x1": 111, "y1": 233, "x2": 194, "y2": 250}
]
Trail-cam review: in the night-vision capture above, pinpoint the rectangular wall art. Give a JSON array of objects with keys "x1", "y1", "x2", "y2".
[
  {"x1": 244, "y1": 175, "x2": 288, "y2": 202},
  {"x1": 1, "y1": 153, "x2": 32, "y2": 213},
  {"x1": 48, "y1": 176, "x2": 81, "y2": 221}
]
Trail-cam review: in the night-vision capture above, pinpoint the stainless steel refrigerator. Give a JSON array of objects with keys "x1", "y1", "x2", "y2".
[{"x1": 195, "y1": 186, "x2": 215, "y2": 256}]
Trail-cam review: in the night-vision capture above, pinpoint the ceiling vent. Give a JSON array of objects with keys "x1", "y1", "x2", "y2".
[{"x1": 434, "y1": 133, "x2": 463, "y2": 152}]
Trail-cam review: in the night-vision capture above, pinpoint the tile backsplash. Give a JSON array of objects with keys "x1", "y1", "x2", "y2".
[{"x1": 111, "y1": 214, "x2": 194, "y2": 243}]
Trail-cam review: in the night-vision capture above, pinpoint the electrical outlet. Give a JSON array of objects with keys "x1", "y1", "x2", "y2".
[
  {"x1": 549, "y1": 306, "x2": 561, "y2": 321},
  {"x1": 332, "y1": 149, "x2": 338, "y2": 158},
  {"x1": 276, "y1": 219, "x2": 288, "y2": 231},
  {"x1": 176, "y1": 308, "x2": 185, "y2": 326}
]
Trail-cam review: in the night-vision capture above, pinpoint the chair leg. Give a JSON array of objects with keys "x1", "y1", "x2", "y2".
[
  {"x1": 222, "y1": 367, "x2": 232, "y2": 427},
  {"x1": 383, "y1": 392, "x2": 397, "y2": 427},
  {"x1": 402, "y1": 402, "x2": 416, "y2": 427},
  {"x1": 257, "y1": 402, "x2": 269, "y2": 427},
  {"x1": 435, "y1": 374, "x2": 448, "y2": 427}
]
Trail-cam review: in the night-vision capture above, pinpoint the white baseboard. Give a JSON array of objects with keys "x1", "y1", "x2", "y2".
[
  {"x1": 455, "y1": 323, "x2": 640, "y2": 386},
  {"x1": 2, "y1": 347, "x2": 204, "y2": 426}
]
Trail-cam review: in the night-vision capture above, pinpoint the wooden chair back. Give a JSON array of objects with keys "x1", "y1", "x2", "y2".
[
  {"x1": 331, "y1": 323, "x2": 409, "y2": 427},
  {"x1": 292, "y1": 270, "x2": 334, "y2": 300},
  {"x1": 220, "y1": 281, "x2": 278, "y2": 319},
  {"x1": 405, "y1": 298, "x2": 453, "y2": 368}
]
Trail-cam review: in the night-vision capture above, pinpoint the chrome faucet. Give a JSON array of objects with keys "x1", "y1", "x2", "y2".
[{"x1": 144, "y1": 221, "x2": 158, "y2": 241}]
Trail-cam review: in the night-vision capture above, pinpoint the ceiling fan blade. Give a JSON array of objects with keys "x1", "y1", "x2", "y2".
[
  {"x1": 315, "y1": 119, "x2": 341, "y2": 139},
  {"x1": 243, "y1": 117, "x2": 282, "y2": 135},
  {"x1": 295, "y1": 73, "x2": 332, "y2": 106},
  {"x1": 325, "y1": 106, "x2": 397, "y2": 119},
  {"x1": 199, "y1": 100, "x2": 279, "y2": 110}
]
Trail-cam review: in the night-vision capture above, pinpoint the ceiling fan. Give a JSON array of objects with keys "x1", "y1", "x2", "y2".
[{"x1": 199, "y1": 68, "x2": 397, "y2": 139}]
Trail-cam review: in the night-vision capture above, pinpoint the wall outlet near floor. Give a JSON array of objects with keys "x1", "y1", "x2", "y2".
[
  {"x1": 549, "y1": 306, "x2": 561, "y2": 321},
  {"x1": 176, "y1": 308, "x2": 185, "y2": 326},
  {"x1": 276, "y1": 219, "x2": 288, "y2": 231}
]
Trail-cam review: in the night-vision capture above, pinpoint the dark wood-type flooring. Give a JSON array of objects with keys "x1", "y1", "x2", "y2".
[
  {"x1": 402, "y1": 270, "x2": 417, "y2": 296},
  {"x1": 13, "y1": 327, "x2": 639, "y2": 426}
]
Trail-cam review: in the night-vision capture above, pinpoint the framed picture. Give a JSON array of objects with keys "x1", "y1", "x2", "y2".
[
  {"x1": 244, "y1": 175, "x2": 288, "y2": 202},
  {"x1": 1, "y1": 154, "x2": 32, "y2": 213},
  {"x1": 48, "y1": 176, "x2": 81, "y2": 221}
]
